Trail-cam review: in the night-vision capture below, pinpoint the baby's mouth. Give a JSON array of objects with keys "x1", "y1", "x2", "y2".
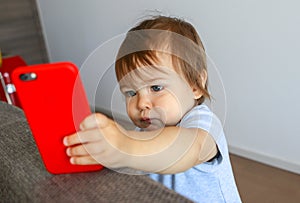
[
  {"x1": 139, "y1": 117, "x2": 164, "y2": 130},
  {"x1": 140, "y1": 117, "x2": 152, "y2": 125}
]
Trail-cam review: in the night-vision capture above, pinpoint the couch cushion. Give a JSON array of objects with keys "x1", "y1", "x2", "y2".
[{"x1": 0, "y1": 101, "x2": 192, "y2": 202}]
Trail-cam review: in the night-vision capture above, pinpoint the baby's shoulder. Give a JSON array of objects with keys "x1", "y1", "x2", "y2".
[
  {"x1": 179, "y1": 104, "x2": 223, "y2": 137},
  {"x1": 180, "y1": 104, "x2": 213, "y2": 125}
]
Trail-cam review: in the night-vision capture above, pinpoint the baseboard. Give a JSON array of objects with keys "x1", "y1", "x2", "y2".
[{"x1": 229, "y1": 145, "x2": 300, "y2": 175}]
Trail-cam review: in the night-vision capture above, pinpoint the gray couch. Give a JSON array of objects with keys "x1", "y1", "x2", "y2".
[{"x1": 0, "y1": 101, "x2": 192, "y2": 202}]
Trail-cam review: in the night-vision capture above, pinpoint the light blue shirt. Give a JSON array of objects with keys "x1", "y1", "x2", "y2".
[{"x1": 148, "y1": 105, "x2": 242, "y2": 203}]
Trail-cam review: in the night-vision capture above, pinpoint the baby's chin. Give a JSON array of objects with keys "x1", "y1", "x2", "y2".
[{"x1": 143, "y1": 124, "x2": 163, "y2": 131}]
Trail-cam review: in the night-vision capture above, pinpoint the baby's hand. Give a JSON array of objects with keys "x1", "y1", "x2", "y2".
[{"x1": 63, "y1": 113, "x2": 129, "y2": 168}]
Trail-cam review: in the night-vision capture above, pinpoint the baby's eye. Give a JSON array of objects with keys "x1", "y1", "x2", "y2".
[
  {"x1": 151, "y1": 85, "x2": 164, "y2": 92},
  {"x1": 124, "y1": 90, "x2": 136, "y2": 97}
]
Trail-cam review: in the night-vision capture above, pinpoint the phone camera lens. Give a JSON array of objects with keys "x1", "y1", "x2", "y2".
[
  {"x1": 20, "y1": 73, "x2": 37, "y2": 81},
  {"x1": 20, "y1": 74, "x2": 29, "y2": 81}
]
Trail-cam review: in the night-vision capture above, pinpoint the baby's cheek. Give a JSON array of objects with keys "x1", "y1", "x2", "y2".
[
  {"x1": 168, "y1": 112, "x2": 182, "y2": 126},
  {"x1": 164, "y1": 106, "x2": 182, "y2": 126},
  {"x1": 126, "y1": 111, "x2": 138, "y2": 126},
  {"x1": 126, "y1": 103, "x2": 135, "y2": 117}
]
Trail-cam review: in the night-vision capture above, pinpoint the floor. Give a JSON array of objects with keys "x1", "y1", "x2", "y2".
[{"x1": 230, "y1": 154, "x2": 300, "y2": 203}]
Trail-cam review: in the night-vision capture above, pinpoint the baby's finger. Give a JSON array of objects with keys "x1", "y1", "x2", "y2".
[
  {"x1": 70, "y1": 155, "x2": 99, "y2": 165},
  {"x1": 80, "y1": 113, "x2": 109, "y2": 130},
  {"x1": 63, "y1": 129, "x2": 103, "y2": 146},
  {"x1": 66, "y1": 145, "x2": 88, "y2": 157},
  {"x1": 67, "y1": 142, "x2": 104, "y2": 156}
]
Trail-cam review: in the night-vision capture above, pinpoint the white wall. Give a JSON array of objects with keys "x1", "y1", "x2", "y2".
[{"x1": 36, "y1": 0, "x2": 300, "y2": 174}]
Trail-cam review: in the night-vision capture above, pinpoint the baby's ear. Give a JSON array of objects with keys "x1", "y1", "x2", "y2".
[
  {"x1": 200, "y1": 69, "x2": 208, "y2": 88},
  {"x1": 192, "y1": 86, "x2": 203, "y2": 100},
  {"x1": 192, "y1": 70, "x2": 207, "y2": 99}
]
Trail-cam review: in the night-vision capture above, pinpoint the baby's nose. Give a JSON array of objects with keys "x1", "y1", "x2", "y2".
[{"x1": 137, "y1": 93, "x2": 152, "y2": 110}]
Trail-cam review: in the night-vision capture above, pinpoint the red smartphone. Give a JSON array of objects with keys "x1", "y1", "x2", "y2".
[{"x1": 11, "y1": 62, "x2": 103, "y2": 174}]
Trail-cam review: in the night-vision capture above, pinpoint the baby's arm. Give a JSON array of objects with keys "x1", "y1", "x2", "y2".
[{"x1": 64, "y1": 113, "x2": 217, "y2": 174}]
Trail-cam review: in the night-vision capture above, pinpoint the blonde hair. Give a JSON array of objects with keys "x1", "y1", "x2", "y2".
[{"x1": 115, "y1": 16, "x2": 210, "y2": 104}]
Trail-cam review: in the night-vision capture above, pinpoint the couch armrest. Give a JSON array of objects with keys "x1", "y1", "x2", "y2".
[{"x1": 0, "y1": 102, "x2": 192, "y2": 202}]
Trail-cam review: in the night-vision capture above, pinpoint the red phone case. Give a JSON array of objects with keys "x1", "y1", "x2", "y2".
[{"x1": 11, "y1": 62, "x2": 103, "y2": 174}]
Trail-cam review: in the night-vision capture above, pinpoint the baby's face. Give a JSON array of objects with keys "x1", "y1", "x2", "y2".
[{"x1": 119, "y1": 53, "x2": 201, "y2": 130}]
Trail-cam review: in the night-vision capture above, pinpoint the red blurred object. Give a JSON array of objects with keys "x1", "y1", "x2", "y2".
[
  {"x1": 0, "y1": 55, "x2": 27, "y2": 107},
  {"x1": 11, "y1": 62, "x2": 103, "y2": 174}
]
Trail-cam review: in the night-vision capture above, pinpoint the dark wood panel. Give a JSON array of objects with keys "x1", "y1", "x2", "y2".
[
  {"x1": 0, "y1": 0, "x2": 32, "y2": 23},
  {"x1": 0, "y1": 0, "x2": 48, "y2": 65}
]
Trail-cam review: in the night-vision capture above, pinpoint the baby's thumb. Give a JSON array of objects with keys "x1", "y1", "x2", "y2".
[{"x1": 80, "y1": 113, "x2": 109, "y2": 130}]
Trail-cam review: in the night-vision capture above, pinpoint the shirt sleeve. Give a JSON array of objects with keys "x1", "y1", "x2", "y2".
[
  {"x1": 178, "y1": 105, "x2": 223, "y2": 142},
  {"x1": 178, "y1": 105, "x2": 227, "y2": 172}
]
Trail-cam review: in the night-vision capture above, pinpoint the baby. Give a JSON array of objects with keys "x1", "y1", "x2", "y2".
[{"x1": 64, "y1": 16, "x2": 241, "y2": 202}]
